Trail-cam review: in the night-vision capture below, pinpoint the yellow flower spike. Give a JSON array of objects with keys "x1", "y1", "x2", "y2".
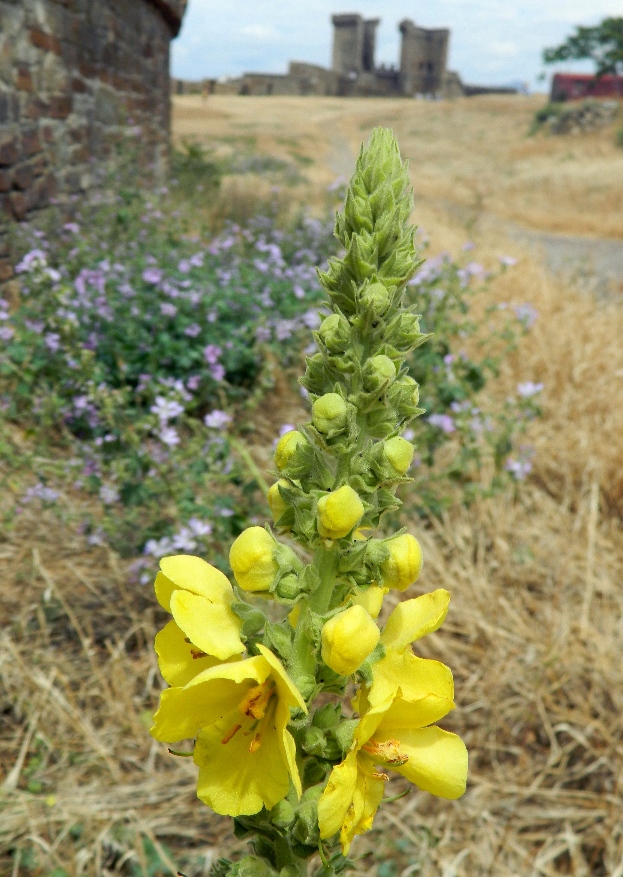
[
  {"x1": 384, "y1": 436, "x2": 415, "y2": 476},
  {"x1": 229, "y1": 526, "x2": 278, "y2": 592},
  {"x1": 370, "y1": 589, "x2": 454, "y2": 707},
  {"x1": 267, "y1": 480, "x2": 290, "y2": 524},
  {"x1": 154, "y1": 556, "x2": 245, "y2": 663},
  {"x1": 321, "y1": 605, "x2": 380, "y2": 676},
  {"x1": 317, "y1": 485, "x2": 364, "y2": 540},
  {"x1": 351, "y1": 586, "x2": 386, "y2": 619},
  {"x1": 274, "y1": 430, "x2": 305, "y2": 471},
  {"x1": 380, "y1": 533, "x2": 423, "y2": 591},
  {"x1": 151, "y1": 645, "x2": 307, "y2": 817},
  {"x1": 318, "y1": 688, "x2": 467, "y2": 854}
]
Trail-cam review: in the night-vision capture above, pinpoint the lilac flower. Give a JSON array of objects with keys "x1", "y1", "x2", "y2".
[
  {"x1": 23, "y1": 483, "x2": 60, "y2": 503},
  {"x1": 87, "y1": 528, "x2": 107, "y2": 547},
  {"x1": 428, "y1": 413, "x2": 456, "y2": 434},
  {"x1": 189, "y1": 252, "x2": 204, "y2": 268},
  {"x1": 142, "y1": 267, "x2": 163, "y2": 285},
  {"x1": 159, "y1": 426, "x2": 180, "y2": 447},
  {"x1": 505, "y1": 457, "x2": 532, "y2": 480},
  {"x1": 517, "y1": 381, "x2": 544, "y2": 398},
  {"x1": 514, "y1": 304, "x2": 538, "y2": 329},
  {"x1": 293, "y1": 284, "x2": 305, "y2": 300},
  {"x1": 144, "y1": 536, "x2": 174, "y2": 558},
  {"x1": 327, "y1": 175, "x2": 346, "y2": 192},
  {"x1": 44, "y1": 332, "x2": 61, "y2": 352},
  {"x1": 186, "y1": 374, "x2": 201, "y2": 391},
  {"x1": 401, "y1": 428, "x2": 416, "y2": 441},
  {"x1": 207, "y1": 309, "x2": 217, "y2": 323},
  {"x1": 184, "y1": 323, "x2": 201, "y2": 337},
  {"x1": 210, "y1": 363, "x2": 225, "y2": 382},
  {"x1": 151, "y1": 396, "x2": 184, "y2": 422},
  {"x1": 275, "y1": 319, "x2": 295, "y2": 341},
  {"x1": 204, "y1": 409, "x2": 232, "y2": 429},
  {"x1": 15, "y1": 249, "x2": 47, "y2": 274},
  {"x1": 0, "y1": 326, "x2": 14, "y2": 341},
  {"x1": 302, "y1": 309, "x2": 321, "y2": 330},
  {"x1": 188, "y1": 517, "x2": 212, "y2": 537},
  {"x1": 160, "y1": 302, "x2": 177, "y2": 317},
  {"x1": 255, "y1": 325, "x2": 271, "y2": 343},
  {"x1": 462, "y1": 241, "x2": 475, "y2": 251},
  {"x1": 499, "y1": 255, "x2": 517, "y2": 267},
  {"x1": 177, "y1": 259, "x2": 191, "y2": 273},
  {"x1": 172, "y1": 528, "x2": 198, "y2": 552},
  {"x1": 203, "y1": 344, "x2": 222, "y2": 365},
  {"x1": 279, "y1": 423, "x2": 296, "y2": 436},
  {"x1": 99, "y1": 484, "x2": 120, "y2": 505},
  {"x1": 219, "y1": 508, "x2": 234, "y2": 518}
]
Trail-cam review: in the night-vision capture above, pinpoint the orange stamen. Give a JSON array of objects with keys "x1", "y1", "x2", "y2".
[
  {"x1": 249, "y1": 733, "x2": 262, "y2": 754},
  {"x1": 221, "y1": 723, "x2": 242, "y2": 745}
]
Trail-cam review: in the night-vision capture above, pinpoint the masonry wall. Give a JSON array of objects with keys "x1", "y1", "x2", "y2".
[
  {"x1": 0, "y1": 0, "x2": 185, "y2": 283},
  {"x1": 399, "y1": 20, "x2": 449, "y2": 96}
]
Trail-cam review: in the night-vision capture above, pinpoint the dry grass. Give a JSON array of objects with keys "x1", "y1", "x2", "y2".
[{"x1": 2, "y1": 97, "x2": 623, "y2": 876}]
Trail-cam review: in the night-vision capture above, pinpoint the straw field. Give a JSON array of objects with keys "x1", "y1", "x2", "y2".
[{"x1": 1, "y1": 95, "x2": 622, "y2": 876}]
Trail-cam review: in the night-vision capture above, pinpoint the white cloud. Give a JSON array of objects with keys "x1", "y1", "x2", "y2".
[
  {"x1": 490, "y1": 40, "x2": 520, "y2": 58},
  {"x1": 240, "y1": 24, "x2": 281, "y2": 41}
]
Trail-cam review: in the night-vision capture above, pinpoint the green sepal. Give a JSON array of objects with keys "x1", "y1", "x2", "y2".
[{"x1": 231, "y1": 601, "x2": 266, "y2": 639}]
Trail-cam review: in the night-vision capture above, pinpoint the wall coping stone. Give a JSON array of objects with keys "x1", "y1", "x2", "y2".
[{"x1": 147, "y1": 0, "x2": 187, "y2": 36}]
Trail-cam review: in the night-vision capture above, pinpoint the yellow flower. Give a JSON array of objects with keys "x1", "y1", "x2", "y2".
[
  {"x1": 229, "y1": 526, "x2": 278, "y2": 592},
  {"x1": 369, "y1": 589, "x2": 454, "y2": 707},
  {"x1": 380, "y1": 533, "x2": 423, "y2": 590},
  {"x1": 383, "y1": 436, "x2": 415, "y2": 476},
  {"x1": 321, "y1": 605, "x2": 380, "y2": 676},
  {"x1": 317, "y1": 485, "x2": 364, "y2": 539},
  {"x1": 151, "y1": 645, "x2": 307, "y2": 816},
  {"x1": 274, "y1": 430, "x2": 306, "y2": 471},
  {"x1": 267, "y1": 479, "x2": 290, "y2": 524},
  {"x1": 318, "y1": 686, "x2": 467, "y2": 854},
  {"x1": 154, "y1": 555, "x2": 245, "y2": 669},
  {"x1": 351, "y1": 585, "x2": 386, "y2": 619}
]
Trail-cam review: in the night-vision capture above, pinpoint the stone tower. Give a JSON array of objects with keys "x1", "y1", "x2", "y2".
[
  {"x1": 331, "y1": 14, "x2": 364, "y2": 75},
  {"x1": 331, "y1": 14, "x2": 379, "y2": 76},
  {"x1": 399, "y1": 19, "x2": 449, "y2": 96}
]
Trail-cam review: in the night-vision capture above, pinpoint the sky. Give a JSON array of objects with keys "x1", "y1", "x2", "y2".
[{"x1": 171, "y1": 1, "x2": 623, "y2": 92}]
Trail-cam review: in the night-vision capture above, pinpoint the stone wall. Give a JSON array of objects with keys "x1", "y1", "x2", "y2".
[{"x1": 0, "y1": 0, "x2": 186, "y2": 283}]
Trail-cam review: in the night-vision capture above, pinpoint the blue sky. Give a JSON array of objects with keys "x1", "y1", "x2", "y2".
[{"x1": 171, "y1": 1, "x2": 623, "y2": 91}]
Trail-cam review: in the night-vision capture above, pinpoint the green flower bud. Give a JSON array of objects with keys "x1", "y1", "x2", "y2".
[
  {"x1": 274, "y1": 430, "x2": 306, "y2": 471},
  {"x1": 312, "y1": 392, "x2": 347, "y2": 435},
  {"x1": 359, "y1": 282, "x2": 391, "y2": 318},
  {"x1": 381, "y1": 533, "x2": 423, "y2": 591},
  {"x1": 316, "y1": 313, "x2": 350, "y2": 353},
  {"x1": 362, "y1": 354, "x2": 397, "y2": 393},
  {"x1": 292, "y1": 786, "x2": 323, "y2": 847},
  {"x1": 317, "y1": 485, "x2": 364, "y2": 539},
  {"x1": 321, "y1": 605, "x2": 380, "y2": 675},
  {"x1": 231, "y1": 856, "x2": 275, "y2": 877},
  {"x1": 270, "y1": 799, "x2": 296, "y2": 828},
  {"x1": 229, "y1": 526, "x2": 277, "y2": 592},
  {"x1": 386, "y1": 311, "x2": 427, "y2": 351},
  {"x1": 302, "y1": 726, "x2": 327, "y2": 756},
  {"x1": 274, "y1": 573, "x2": 301, "y2": 601},
  {"x1": 267, "y1": 479, "x2": 290, "y2": 523},
  {"x1": 387, "y1": 375, "x2": 421, "y2": 418},
  {"x1": 384, "y1": 436, "x2": 415, "y2": 475}
]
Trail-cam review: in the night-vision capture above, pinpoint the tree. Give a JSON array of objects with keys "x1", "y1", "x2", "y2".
[{"x1": 543, "y1": 18, "x2": 623, "y2": 78}]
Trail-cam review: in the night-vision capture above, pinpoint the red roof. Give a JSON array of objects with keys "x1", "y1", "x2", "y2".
[{"x1": 551, "y1": 73, "x2": 623, "y2": 100}]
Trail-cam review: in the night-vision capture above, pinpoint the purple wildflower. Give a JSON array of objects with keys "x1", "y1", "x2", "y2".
[
  {"x1": 204, "y1": 410, "x2": 232, "y2": 429},
  {"x1": 499, "y1": 255, "x2": 517, "y2": 267},
  {"x1": 210, "y1": 363, "x2": 225, "y2": 382},
  {"x1": 203, "y1": 344, "x2": 222, "y2": 365},
  {"x1": 142, "y1": 267, "x2": 163, "y2": 285},
  {"x1": 184, "y1": 323, "x2": 201, "y2": 337},
  {"x1": 517, "y1": 381, "x2": 544, "y2": 398},
  {"x1": 44, "y1": 332, "x2": 61, "y2": 352},
  {"x1": 160, "y1": 302, "x2": 177, "y2": 317},
  {"x1": 514, "y1": 304, "x2": 538, "y2": 329},
  {"x1": 428, "y1": 413, "x2": 456, "y2": 434},
  {"x1": 159, "y1": 426, "x2": 180, "y2": 447},
  {"x1": 0, "y1": 326, "x2": 14, "y2": 341}
]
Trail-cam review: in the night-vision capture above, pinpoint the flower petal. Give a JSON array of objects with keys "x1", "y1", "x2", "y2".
[
  {"x1": 340, "y1": 755, "x2": 385, "y2": 854},
  {"x1": 393, "y1": 726, "x2": 468, "y2": 799},
  {"x1": 159, "y1": 555, "x2": 233, "y2": 609},
  {"x1": 170, "y1": 589, "x2": 244, "y2": 660},
  {"x1": 150, "y1": 677, "x2": 241, "y2": 743},
  {"x1": 380, "y1": 590, "x2": 450, "y2": 652},
  {"x1": 257, "y1": 644, "x2": 307, "y2": 713},
  {"x1": 194, "y1": 702, "x2": 292, "y2": 815},
  {"x1": 370, "y1": 650, "x2": 454, "y2": 706},
  {"x1": 376, "y1": 693, "x2": 455, "y2": 735},
  {"x1": 154, "y1": 619, "x2": 222, "y2": 686},
  {"x1": 318, "y1": 751, "x2": 359, "y2": 841}
]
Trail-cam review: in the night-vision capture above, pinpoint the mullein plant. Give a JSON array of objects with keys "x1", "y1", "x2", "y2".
[{"x1": 149, "y1": 128, "x2": 468, "y2": 877}]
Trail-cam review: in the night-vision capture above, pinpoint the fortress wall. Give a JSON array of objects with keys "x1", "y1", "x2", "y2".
[{"x1": 0, "y1": 0, "x2": 185, "y2": 282}]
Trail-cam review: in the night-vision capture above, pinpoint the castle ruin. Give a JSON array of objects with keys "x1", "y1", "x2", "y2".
[{"x1": 208, "y1": 13, "x2": 464, "y2": 99}]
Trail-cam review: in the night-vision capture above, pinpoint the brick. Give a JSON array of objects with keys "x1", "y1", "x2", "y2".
[
  {"x1": 15, "y1": 67, "x2": 33, "y2": 91},
  {"x1": 12, "y1": 162, "x2": 34, "y2": 191},
  {"x1": 30, "y1": 28, "x2": 62, "y2": 55},
  {"x1": 0, "y1": 136, "x2": 19, "y2": 166},
  {"x1": 9, "y1": 191, "x2": 27, "y2": 221},
  {"x1": 49, "y1": 95, "x2": 72, "y2": 119},
  {"x1": 0, "y1": 261, "x2": 14, "y2": 283},
  {"x1": 21, "y1": 127, "x2": 41, "y2": 156},
  {"x1": 24, "y1": 96, "x2": 49, "y2": 120}
]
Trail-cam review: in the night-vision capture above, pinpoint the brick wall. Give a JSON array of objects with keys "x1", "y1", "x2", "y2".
[{"x1": 0, "y1": 0, "x2": 186, "y2": 283}]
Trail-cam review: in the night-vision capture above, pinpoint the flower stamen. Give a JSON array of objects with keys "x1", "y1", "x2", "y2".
[
  {"x1": 362, "y1": 738, "x2": 409, "y2": 767},
  {"x1": 221, "y1": 723, "x2": 242, "y2": 745}
]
